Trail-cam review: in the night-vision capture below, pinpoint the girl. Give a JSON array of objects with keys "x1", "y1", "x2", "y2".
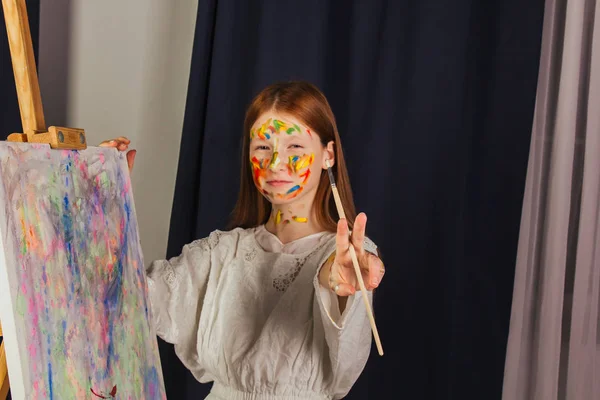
[{"x1": 102, "y1": 81, "x2": 385, "y2": 399}]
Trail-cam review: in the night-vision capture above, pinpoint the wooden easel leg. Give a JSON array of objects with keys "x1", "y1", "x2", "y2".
[
  {"x1": 0, "y1": 343, "x2": 8, "y2": 400},
  {"x1": 0, "y1": 323, "x2": 9, "y2": 400}
]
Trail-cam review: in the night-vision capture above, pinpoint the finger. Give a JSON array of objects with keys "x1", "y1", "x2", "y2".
[
  {"x1": 126, "y1": 150, "x2": 136, "y2": 172},
  {"x1": 99, "y1": 140, "x2": 118, "y2": 148},
  {"x1": 351, "y1": 212, "x2": 367, "y2": 257},
  {"x1": 332, "y1": 282, "x2": 355, "y2": 297},
  {"x1": 335, "y1": 218, "x2": 350, "y2": 256},
  {"x1": 99, "y1": 139, "x2": 129, "y2": 150},
  {"x1": 366, "y1": 255, "x2": 384, "y2": 290}
]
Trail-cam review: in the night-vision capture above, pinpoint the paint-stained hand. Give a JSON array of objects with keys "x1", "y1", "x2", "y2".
[
  {"x1": 328, "y1": 212, "x2": 385, "y2": 296},
  {"x1": 99, "y1": 137, "x2": 136, "y2": 172}
]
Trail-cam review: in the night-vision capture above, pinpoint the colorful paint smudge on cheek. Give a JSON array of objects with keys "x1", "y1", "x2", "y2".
[
  {"x1": 250, "y1": 156, "x2": 271, "y2": 195},
  {"x1": 278, "y1": 152, "x2": 314, "y2": 198},
  {"x1": 288, "y1": 153, "x2": 314, "y2": 174}
]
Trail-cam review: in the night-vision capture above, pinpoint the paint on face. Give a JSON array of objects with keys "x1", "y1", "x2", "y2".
[
  {"x1": 250, "y1": 156, "x2": 270, "y2": 195},
  {"x1": 299, "y1": 169, "x2": 310, "y2": 184},
  {"x1": 250, "y1": 117, "x2": 315, "y2": 200},
  {"x1": 250, "y1": 118, "x2": 303, "y2": 139},
  {"x1": 288, "y1": 154, "x2": 314, "y2": 174},
  {"x1": 268, "y1": 152, "x2": 281, "y2": 170},
  {"x1": 292, "y1": 216, "x2": 308, "y2": 223},
  {"x1": 277, "y1": 184, "x2": 303, "y2": 200}
]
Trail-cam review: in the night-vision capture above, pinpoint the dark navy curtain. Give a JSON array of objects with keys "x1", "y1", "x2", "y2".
[{"x1": 164, "y1": 1, "x2": 545, "y2": 398}]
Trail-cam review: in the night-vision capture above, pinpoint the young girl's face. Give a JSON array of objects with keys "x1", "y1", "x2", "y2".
[{"x1": 249, "y1": 113, "x2": 329, "y2": 205}]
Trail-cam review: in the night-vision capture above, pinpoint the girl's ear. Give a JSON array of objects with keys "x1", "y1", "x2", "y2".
[{"x1": 322, "y1": 141, "x2": 335, "y2": 169}]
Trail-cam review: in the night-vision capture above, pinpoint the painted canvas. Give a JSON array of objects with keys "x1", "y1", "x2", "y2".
[{"x1": 0, "y1": 142, "x2": 166, "y2": 399}]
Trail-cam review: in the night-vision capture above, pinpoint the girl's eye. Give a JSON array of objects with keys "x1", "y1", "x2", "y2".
[
  {"x1": 289, "y1": 144, "x2": 303, "y2": 149},
  {"x1": 255, "y1": 145, "x2": 270, "y2": 150}
]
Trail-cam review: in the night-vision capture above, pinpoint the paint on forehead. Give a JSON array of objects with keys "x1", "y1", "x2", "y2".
[{"x1": 250, "y1": 117, "x2": 304, "y2": 139}]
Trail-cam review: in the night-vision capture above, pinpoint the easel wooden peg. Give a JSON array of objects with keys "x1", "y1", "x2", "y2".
[{"x1": 2, "y1": 0, "x2": 86, "y2": 150}]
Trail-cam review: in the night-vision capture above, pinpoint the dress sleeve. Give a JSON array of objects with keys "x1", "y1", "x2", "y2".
[
  {"x1": 312, "y1": 236, "x2": 379, "y2": 399},
  {"x1": 145, "y1": 232, "x2": 215, "y2": 346}
]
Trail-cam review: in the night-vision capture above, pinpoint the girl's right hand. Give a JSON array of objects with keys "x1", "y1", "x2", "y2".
[{"x1": 99, "y1": 136, "x2": 136, "y2": 172}]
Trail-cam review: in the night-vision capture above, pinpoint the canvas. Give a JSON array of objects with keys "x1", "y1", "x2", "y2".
[{"x1": 0, "y1": 142, "x2": 166, "y2": 399}]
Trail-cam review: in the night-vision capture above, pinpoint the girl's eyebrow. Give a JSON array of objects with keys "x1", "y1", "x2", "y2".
[
  {"x1": 281, "y1": 132, "x2": 309, "y2": 141},
  {"x1": 251, "y1": 137, "x2": 271, "y2": 143}
]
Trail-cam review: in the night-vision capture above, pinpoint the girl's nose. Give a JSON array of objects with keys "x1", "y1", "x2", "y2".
[{"x1": 268, "y1": 151, "x2": 282, "y2": 171}]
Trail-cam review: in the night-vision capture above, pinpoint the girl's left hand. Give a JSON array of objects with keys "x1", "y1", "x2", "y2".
[
  {"x1": 328, "y1": 212, "x2": 385, "y2": 296},
  {"x1": 99, "y1": 136, "x2": 136, "y2": 172}
]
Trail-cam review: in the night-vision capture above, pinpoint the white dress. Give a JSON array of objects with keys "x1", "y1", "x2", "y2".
[{"x1": 146, "y1": 225, "x2": 378, "y2": 399}]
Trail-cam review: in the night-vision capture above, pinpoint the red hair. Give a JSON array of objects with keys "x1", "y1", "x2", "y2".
[{"x1": 229, "y1": 81, "x2": 357, "y2": 232}]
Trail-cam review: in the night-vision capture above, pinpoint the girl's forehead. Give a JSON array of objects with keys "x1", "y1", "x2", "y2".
[
  {"x1": 252, "y1": 112, "x2": 303, "y2": 127},
  {"x1": 250, "y1": 113, "x2": 308, "y2": 134}
]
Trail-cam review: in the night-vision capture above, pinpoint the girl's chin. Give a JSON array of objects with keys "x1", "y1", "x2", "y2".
[
  {"x1": 256, "y1": 183, "x2": 307, "y2": 204},
  {"x1": 261, "y1": 193, "x2": 301, "y2": 204}
]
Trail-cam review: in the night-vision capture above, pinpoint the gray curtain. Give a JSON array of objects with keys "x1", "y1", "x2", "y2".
[{"x1": 502, "y1": 0, "x2": 600, "y2": 399}]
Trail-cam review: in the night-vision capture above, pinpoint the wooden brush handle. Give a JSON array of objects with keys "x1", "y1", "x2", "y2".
[
  {"x1": 2, "y1": 0, "x2": 46, "y2": 135},
  {"x1": 331, "y1": 183, "x2": 384, "y2": 355},
  {"x1": 331, "y1": 186, "x2": 346, "y2": 219}
]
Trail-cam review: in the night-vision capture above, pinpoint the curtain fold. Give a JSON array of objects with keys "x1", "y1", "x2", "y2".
[
  {"x1": 502, "y1": 0, "x2": 600, "y2": 398},
  {"x1": 166, "y1": 1, "x2": 545, "y2": 398},
  {"x1": 0, "y1": 1, "x2": 40, "y2": 139}
]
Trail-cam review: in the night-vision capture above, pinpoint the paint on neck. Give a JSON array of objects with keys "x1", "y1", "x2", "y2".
[{"x1": 272, "y1": 208, "x2": 309, "y2": 225}]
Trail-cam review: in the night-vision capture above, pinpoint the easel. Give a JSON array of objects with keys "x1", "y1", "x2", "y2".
[
  {"x1": 1, "y1": 0, "x2": 88, "y2": 397},
  {"x1": 0, "y1": 324, "x2": 8, "y2": 399}
]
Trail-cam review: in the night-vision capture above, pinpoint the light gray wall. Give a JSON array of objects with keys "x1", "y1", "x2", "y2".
[{"x1": 39, "y1": 0, "x2": 198, "y2": 265}]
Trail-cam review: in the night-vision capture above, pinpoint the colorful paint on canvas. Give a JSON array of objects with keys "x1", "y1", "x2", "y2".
[{"x1": 0, "y1": 142, "x2": 165, "y2": 399}]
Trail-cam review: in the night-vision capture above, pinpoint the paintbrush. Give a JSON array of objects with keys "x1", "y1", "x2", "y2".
[{"x1": 325, "y1": 159, "x2": 383, "y2": 356}]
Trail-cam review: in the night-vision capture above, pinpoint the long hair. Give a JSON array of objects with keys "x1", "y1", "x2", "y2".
[{"x1": 229, "y1": 81, "x2": 357, "y2": 232}]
